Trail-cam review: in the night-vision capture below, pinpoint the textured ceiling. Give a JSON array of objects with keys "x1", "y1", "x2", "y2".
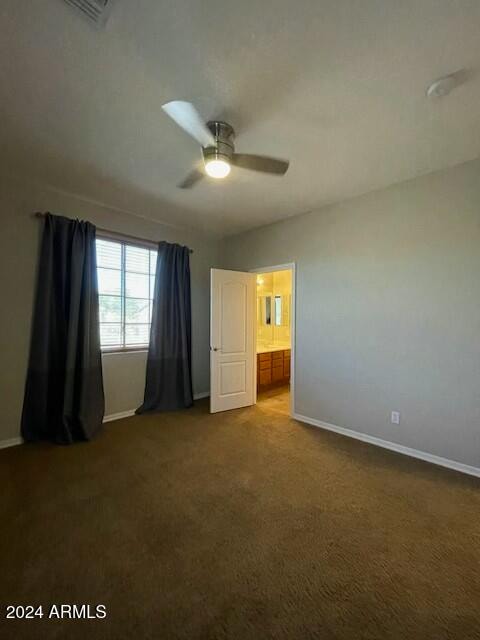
[{"x1": 1, "y1": 1, "x2": 479, "y2": 235}]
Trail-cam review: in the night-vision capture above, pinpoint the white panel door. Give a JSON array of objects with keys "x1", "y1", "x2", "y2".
[{"x1": 210, "y1": 268, "x2": 256, "y2": 413}]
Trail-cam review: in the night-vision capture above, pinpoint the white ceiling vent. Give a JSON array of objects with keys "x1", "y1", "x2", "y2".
[{"x1": 63, "y1": 0, "x2": 115, "y2": 28}]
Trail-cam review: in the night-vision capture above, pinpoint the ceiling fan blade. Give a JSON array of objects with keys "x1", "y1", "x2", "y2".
[
  {"x1": 178, "y1": 168, "x2": 205, "y2": 189},
  {"x1": 162, "y1": 101, "x2": 215, "y2": 148},
  {"x1": 232, "y1": 153, "x2": 289, "y2": 175}
]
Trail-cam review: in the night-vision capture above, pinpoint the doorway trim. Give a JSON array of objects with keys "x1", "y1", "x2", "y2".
[{"x1": 250, "y1": 263, "x2": 296, "y2": 416}]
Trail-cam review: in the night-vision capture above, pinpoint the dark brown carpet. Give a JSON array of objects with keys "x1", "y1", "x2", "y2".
[{"x1": 1, "y1": 388, "x2": 480, "y2": 640}]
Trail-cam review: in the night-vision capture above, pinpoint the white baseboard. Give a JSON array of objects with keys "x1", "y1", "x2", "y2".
[
  {"x1": 103, "y1": 409, "x2": 136, "y2": 423},
  {"x1": 103, "y1": 392, "x2": 210, "y2": 423},
  {"x1": 293, "y1": 413, "x2": 480, "y2": 479},
  {"x1": 0, "y1": 437, "x2": 23, "y2": 450}
]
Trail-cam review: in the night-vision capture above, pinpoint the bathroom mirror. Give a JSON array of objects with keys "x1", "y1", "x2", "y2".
[
  {"x1": 265, "y1": 296, "x2": 272, "y2": 325},
  {"x1": 258, "y1": 293, "x2": 291, "y2": 327},
  {"x1": 274, "y1": 295, "x2": 282, "y2": 326},
  {"x1": 259, "y1": 295, "x2": 272, "y2": 325},
  {"x1": 274, "y1": 294, "x2": 290, "y2": 326}
]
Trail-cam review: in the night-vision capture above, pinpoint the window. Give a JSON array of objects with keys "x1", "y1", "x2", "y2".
[{"x1": 96, "y1": 238, "x2": 157, "y2": 350}]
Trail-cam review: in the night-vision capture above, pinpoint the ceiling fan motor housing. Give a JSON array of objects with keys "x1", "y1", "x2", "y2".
[{"x1": 203, "y1": 121, "x2": 235, "y2": 164}]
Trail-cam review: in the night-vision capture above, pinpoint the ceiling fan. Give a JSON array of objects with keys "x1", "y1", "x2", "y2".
[{"x1": 162, "y1": 101, "x2": 290, "y2": 188}]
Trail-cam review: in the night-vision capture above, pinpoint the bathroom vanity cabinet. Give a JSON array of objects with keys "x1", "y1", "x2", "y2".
[{"x1": 257, "y1": 349, "x2": 290, "y2": 391}]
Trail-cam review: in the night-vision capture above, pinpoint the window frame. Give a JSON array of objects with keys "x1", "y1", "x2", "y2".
[{"x1": 96, "y1": 233, "x2": 157, "y2": 354}]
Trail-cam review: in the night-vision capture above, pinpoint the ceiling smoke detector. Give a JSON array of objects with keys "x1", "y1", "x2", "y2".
[
  {"x1": 63, "y1": 0, "x2": 115, "y2": 28},
  {"x1": 426, "y1": 74, "x2": 459, "y2": 98}
]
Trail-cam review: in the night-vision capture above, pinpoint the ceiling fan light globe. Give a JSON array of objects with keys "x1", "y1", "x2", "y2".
[{"x1": 205, "y1": 159, "x2": 231, "y2": 179}]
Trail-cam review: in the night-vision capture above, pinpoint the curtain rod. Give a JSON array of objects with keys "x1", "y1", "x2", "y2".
[{"x1": 33, "y1": 212, "x2": 193, "y2": 253}]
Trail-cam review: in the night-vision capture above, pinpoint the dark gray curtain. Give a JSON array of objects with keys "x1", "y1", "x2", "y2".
[
  {"x1": 21, "y1": 213, "x2": 104, "y2": 444},
  {"x1": 136, "y1": 241, "x2": 193, "y2": 413}
]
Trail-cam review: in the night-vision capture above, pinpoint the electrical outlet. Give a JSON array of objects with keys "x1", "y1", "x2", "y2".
[{"x1": 391, "y1": 411, "x2": 400, "y2": 425}]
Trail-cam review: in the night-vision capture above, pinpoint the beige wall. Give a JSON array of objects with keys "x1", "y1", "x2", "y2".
[
  {"x1": 0, "y1": 175, "x2": 222, "y2": 441},
  {"x1": 224, "y1": 159, "x2": 480, "y2": 469}
]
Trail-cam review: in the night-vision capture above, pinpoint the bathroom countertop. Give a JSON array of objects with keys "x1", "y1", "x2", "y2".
[{"x1": 257, "y1": 345, "x2": 291, "y2": 354}]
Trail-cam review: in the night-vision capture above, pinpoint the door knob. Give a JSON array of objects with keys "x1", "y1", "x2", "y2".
[{"x1": 211, "y1": 347, "x2": 219, "y2": 351}]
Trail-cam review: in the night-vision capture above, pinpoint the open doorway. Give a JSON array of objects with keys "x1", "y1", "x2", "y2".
[
  {"x1": 251, "y1": 264, "x2": 295, "y2": 417},
  {"x1": 209, "y1": 265, "x2": 294, "y2": 415}
]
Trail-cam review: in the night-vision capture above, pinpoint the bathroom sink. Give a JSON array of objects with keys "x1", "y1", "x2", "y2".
[{"x1": 257, "y1": 343, "x2": 290, "y2": 353}]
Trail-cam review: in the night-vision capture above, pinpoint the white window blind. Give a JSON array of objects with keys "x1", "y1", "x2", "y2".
[{"x1": 96, "y1": 238, "x2": 157, "y2": 350}]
